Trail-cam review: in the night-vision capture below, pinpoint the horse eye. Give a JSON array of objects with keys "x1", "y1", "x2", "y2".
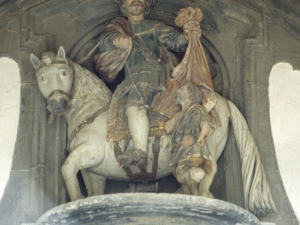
[
  {"x1": 40, "y1": 76, "x2": 46, "y2": 82},
  {"x1": 61, "y1": 71, "x2": 67, "y2": 76}
]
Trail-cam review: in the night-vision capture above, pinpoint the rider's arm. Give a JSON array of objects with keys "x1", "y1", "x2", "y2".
[
  {"x1": 97, "y1": 30, "x2": 119, "y2": 52},
  {"x1": 155, "y1": 23, "x2": 188, "y2": 52},
  {"x1": 197, "y1": 122, "x2": 213, "y2": 146},
  {"x1": 165, "y1": 111, "x2": 183, "y2": 134},
  {"x1": 165, "y1": 116, "x2": 176, "y2": 134}
]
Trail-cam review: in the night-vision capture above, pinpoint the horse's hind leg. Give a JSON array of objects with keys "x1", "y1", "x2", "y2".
[
  {"x1": 198, "y1": 160, "x2": 217, "y2": 198},
  {"x1": 81, "y1": 170, "x2": 106, "y2": 197}
]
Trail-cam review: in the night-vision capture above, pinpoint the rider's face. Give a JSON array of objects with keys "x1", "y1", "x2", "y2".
[{"x1": 123, "y1": 0, "x2": 147, "y2": 16}]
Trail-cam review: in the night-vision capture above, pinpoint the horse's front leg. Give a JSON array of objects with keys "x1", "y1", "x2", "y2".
[
  {"x1": 198, "y1": 160, "x2": 217, "y2": 198},
  {"x1": 61, "y1": 142, "x2": 104, "y2": 201}
]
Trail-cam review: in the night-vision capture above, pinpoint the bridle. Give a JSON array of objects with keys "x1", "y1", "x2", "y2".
[{"x1": 46, "y1": 67, "x2": 75, "y2": 116}]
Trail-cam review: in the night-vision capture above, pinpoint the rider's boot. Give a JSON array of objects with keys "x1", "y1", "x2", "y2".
[
  {"x1": 117, "y1": 105, "x2": 149, "y2": 169},
  {"x1": 117, "y1": 149, "x2": 147, "y2": 169}
]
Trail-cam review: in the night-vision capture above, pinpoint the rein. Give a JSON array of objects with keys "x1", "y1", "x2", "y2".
[
  {"x1": 47, "y1": 90, "x2": 72, "y2": 116},
  {"x1": 47, "y1": 66, "x2": 75, "y2": 122},
  {"x1": 67, "y1": 103, "x2": 110, "y2": 151}
]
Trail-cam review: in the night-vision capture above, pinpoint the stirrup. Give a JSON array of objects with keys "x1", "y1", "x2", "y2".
[{"x1": 117, "y1": 149, "x2": 147, "y2": 169}]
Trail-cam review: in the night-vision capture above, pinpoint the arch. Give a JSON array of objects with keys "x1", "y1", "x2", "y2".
[
  {"x1": 0, "y1": 57, "x2": 21, "y2": 201},
  {"x1": 201, "y1": 36, "x2": 230, "y2": 94}
]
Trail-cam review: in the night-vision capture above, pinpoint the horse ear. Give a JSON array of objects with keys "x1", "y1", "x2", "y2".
[
  {"x1": 57, "y1": 46, "x2": 66, "y2": 60},
  {"x1": 30, "y1": 54, "x2": 41, "y2": 69}
]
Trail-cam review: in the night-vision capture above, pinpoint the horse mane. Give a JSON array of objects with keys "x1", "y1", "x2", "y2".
[
  {"x1": 68, "y1": 60, "x2": 112, "y2": 109},
  {"x1": 39, "y1": 51, "x2": 112, "y2": 112}
]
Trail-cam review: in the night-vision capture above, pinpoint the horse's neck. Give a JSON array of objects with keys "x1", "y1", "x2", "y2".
[
  {"x1": 63, "y1": 61, "x2": 112, "y2": 132},
  {"x1": 64, "y1": 98, "x2": 98, "y2": 130}
]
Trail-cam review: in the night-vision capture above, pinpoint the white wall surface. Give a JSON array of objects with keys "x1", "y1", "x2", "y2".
[
  {"x1": 269, "y1": 62, "x2": 300, "y2": 221},
  {"x1": 0, "y1": 58, "x2": 21, "y2": 202}
]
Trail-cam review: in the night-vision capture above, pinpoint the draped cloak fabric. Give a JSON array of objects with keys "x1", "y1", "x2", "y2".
[
  {"x1": 169, "y1": 103, "x2": 214, "y2": 167},
  {"x1": 152, "y1": 7, "x2": 219, "y2": 126}
]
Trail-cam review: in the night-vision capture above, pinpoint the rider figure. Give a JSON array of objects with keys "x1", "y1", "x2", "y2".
[{"x1": 96, "y1": 0, "x2": 201, "y2": 169}]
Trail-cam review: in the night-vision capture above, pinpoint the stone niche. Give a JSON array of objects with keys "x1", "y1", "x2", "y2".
[{"x1": 0, "y1": 0, "x2": 299, "y2": 224}]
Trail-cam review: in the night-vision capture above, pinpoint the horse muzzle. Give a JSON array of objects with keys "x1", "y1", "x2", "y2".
[{"x1": 47, "y1": 90, "x2": 71, "y2": 116}]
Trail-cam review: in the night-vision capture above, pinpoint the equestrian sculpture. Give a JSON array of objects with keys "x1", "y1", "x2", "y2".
[{"x1": 30, "y1": 1, "x2": 276, "y2": 218}]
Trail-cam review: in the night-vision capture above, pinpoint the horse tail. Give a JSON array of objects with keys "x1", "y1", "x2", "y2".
[{"x1": 227, "y1": 100, "x2": 276, "y2": 217}]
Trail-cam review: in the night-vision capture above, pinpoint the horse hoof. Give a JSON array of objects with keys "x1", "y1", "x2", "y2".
[
  {"x1": 73, "y1": 196, "x2": 85, "y2": 201},
  {"x1": 175, "y1": 187, "x2": 184, "y2": 194},
  {"x1": 200, "y1": 191, "x2": 214, "y2": 198}
]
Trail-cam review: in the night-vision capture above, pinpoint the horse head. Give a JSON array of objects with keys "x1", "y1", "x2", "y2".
[{"x1": 30, "y1": 46, "x2": 74, "y2": 116}]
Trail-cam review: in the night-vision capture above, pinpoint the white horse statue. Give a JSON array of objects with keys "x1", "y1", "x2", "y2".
[{"x1": 30, "y1": 46, "x2": 275, "y2": 217}]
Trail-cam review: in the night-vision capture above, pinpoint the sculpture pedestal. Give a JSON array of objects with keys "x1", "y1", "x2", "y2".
[{"x1": 36, "y1": 193, "x2": 260, "y2": 225}]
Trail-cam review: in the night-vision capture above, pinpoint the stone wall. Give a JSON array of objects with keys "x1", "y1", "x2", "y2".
[{"x1": 0, "y1": 0, "x2": 299, "y2": 224}]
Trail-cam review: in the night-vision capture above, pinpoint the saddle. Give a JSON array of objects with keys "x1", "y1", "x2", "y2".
[
  {"x1": 107, "y1": 95, "x2": 168, "y2": 142},
  {"x1": 107, "y1": 94, "x2": 169, "y2": 181}
]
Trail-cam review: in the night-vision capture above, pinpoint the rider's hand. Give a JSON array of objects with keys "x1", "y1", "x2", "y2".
[
  {"x1": 113, "y1": 34, "x2": 131, "y2": 49},
  {"x1": 183, "y1": 20, "x2": 201, "y2": 39}
]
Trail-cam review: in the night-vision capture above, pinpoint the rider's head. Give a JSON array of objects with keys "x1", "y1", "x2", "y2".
[{"x1": 115, "y1": 0, "x2": 153, "y2": 17}]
